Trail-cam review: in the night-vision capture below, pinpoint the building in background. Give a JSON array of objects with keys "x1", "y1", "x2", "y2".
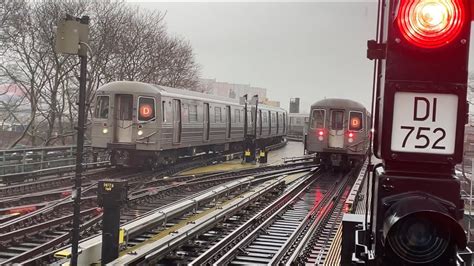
[
  {"x1": 198, "y1": 78, "x2": 280, "y2": 107},
  {"x1": 289, "y1": 98, "x2": 300, "y2": 113}
]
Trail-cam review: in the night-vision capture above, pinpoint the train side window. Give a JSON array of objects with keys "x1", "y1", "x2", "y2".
[
  {"x1": 311, "y1": 109, "x2": 325, "y2": 129},
  {"x1": 189, "y1": 104, "x2": 198, "y2": 122},
  {"x1": 162, "y1": 101, "x2": 166, "y2": 122},
  {"x1": 234, "y1": 109, "x2": 240, "y2": 122},
  {"x1": 268, "y1": 111, "x2": 271, "y2": 134},
  {"x1": 95, "y1": 96, "x2": 109, "y2": 119},
  {"x1": 330, "y1": 110, "x2": 344, "y2": 130},
  {"x1": 283, "y1": 113, "x2": 286, "y2": 132},
  {"x1": 349, "y1": 111, "x2": 363, "y2": 131},
  {"x1": 276, "y1": 113, "x2": 279, "y2": 133},
  {"x1": 215, "y1": 107, "x2": 222, "y2": 122},
  {"x1": 138, "y1": 97, "x2": 155, "y2": 122}
]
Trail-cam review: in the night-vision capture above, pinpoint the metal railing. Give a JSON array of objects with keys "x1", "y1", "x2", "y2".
[
  {"x1": 0, "y1": 145, "x2": 109, "y2": 183},
  {"x1": 457, "y1": 159, "x2": 473, "y2": 243}
]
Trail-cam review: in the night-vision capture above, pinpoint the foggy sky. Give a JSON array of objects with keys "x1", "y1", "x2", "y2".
[{"x1": 128, "y1": 2, "x2": 474, "y2": 113}]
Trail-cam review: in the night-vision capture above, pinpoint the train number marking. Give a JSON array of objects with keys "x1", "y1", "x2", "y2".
[
  {"x1": 400, "y1": 126, "x2": 446, "y2": 150},
  {"x1": 391, "y1": 92, "x2": 457, "y2": 155}
]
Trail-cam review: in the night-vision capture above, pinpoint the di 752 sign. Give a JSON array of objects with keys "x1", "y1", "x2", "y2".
[{"x1": 391, "y1": 92, "x2": 458, "y2": 155}]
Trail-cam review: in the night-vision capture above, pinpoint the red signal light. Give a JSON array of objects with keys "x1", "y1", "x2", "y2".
[
  {"x1": 139, "y1": 104, "x2": 153, "y2": 118},
  {"x1": 318, "y1": 130, "x2": 324, "y2": 136},
  {"x1": 348, "y1": 132, "x2": 354, "y2": 138},
  {"x1": 397, "y1": 0, "x2": 466, "y2": 49}
]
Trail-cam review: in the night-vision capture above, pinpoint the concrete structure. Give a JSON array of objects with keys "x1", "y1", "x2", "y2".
[
  {"x1": 198, "y1": 78, "x2": 279, "y2": 107},
  {"x1": 289, "y1": 98, "x2": 300, "y2": 113},
  {"x1": 263, "y1": 99, "x2": 280, "y2": 107}
]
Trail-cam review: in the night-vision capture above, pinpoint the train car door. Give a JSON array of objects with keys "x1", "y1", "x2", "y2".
[
  {"x1": 329, "y1": 110, "x2": 344, "y2": 148},
  {"x1": 115, "y1": 94, "x2": 133, "y2": 143},
  {"x1": 226, "y1": 106, "x2": 231, "y2": 139},
  {"x1": 172, "y1": 99, "x2": 181, "y2": 144},
  {"x1": 259, "y1": 110, "x2": 262, "y2": 136},
  {"x1": 203, "y1": 103, "x2": 210, "y2": 141}
]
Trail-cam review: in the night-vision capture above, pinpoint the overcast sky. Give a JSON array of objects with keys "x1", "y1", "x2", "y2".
[{"x1": 128, "y1": 1, "x2": 474, "y2": 113}]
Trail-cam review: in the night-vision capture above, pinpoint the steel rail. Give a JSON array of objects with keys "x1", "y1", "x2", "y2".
[
  {"x1": 112, "y1": 175, "x2": 289, "y2": 265},
  {"x1": 12, "y1": 140, "x2": 291, "y2": 264},
  {"x1": 270, "y1": 172, "x2": 352, "y2": 265},
  {"x1": 213, "y1": 170, "x2": 341, "y2": 265},
  {"x1": 0, "y1": 208, "x2": 101, "y2": 264},
  {"x1": 287, "y1": 165, "x2": 364, "y2": 264},
  {"x1": 190, "y1": 168, "x2": 319, "y2": 265},
  {"x1": 53, "y1": 175, "x2": 260, "y2": 264}
]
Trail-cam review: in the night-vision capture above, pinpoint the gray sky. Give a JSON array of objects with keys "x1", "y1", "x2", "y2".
[{"x1": 128, "y1": 1, "x2": 474, "y2": 113}]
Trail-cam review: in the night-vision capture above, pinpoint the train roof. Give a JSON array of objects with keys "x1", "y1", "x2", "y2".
[
  {"x1": 97, "y1": 81, "x2": 286, "y2": 112},
  {"x1": 310, "y1": 98, "x2": 366, "y2": 110}
]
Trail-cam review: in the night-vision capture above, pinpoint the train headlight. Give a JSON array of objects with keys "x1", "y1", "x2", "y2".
[
  {"x1": 318, "y1": 136, "x2": 324, "y2": 141},
  {"x1": 137, "y1": 130, "x2": 144, "y2": 136},
  {"x1": 348, "y1": 138, "x2": 354, "y2": 143},
  {"x1": 102, "y1": 128, "x2": 108, "y2": 134}
]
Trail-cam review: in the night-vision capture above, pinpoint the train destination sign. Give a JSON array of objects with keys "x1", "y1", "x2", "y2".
[{"x1": 391, "y1": 92, "x2": 458, "y2": 155}]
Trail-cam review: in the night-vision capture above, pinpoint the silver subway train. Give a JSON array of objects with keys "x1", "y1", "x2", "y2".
[
  {"x1": 305, "y1": 98, "x2": 370, "y2": 168},
  {"x1": 287, "y1": 113, "x2": 309, "y2": 140},
  {"x1": 91, "y1": 81, "x2": 287, "y2": 168}
]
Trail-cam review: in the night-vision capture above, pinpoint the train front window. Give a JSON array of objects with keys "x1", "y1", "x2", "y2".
[
  {"x1": 95, "y1": 96, "x2": 109, "y2": 119},
  {"x1": 331, "y1": 110, "x2": 344, "y2": 130},
  {"x1": 311, "y1": 109, "x2": 325, "y2": 128},
  {"x1": 349, "y1": 111, "x2": 363, "y2": 131},
  {"x1": 138, "y1": 97, "x2": 156, "y2": 122}
]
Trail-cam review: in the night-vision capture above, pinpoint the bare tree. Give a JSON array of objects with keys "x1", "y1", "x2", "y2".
[
  {"x1": 0, "y1": 0, "x2": 201, "y2": 147},
  {"x1": 0, "y1": 1, "x2": 48, "y2": 147}
]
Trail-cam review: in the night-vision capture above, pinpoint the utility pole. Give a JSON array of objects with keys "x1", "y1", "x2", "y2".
[{"x1": 55, "y1": 14, "x2": 90, "y2": 266}]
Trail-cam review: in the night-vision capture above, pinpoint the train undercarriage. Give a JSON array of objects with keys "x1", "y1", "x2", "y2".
[
  {"x1": 106, "y1": 136, "x2": 284, "y2": 170},
  {"x1": 314, "y1": 152, "x2": 364, "y2": 171}
]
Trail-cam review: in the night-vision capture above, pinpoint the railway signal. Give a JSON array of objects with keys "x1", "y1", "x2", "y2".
[
  {"x1": 375, "y1": 0, "x2": 471, "y2": 168},
  {"x1": 362, "y1": 0, "x2": 472, "y2": 265}
]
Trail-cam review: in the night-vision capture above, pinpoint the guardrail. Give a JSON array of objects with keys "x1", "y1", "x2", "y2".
[
  {"x1": 0, "y1": 145, "x2": 108, "y2": 183},
  {"x1": 456, "y1": 165, "x2": 474, "y2": 243}
]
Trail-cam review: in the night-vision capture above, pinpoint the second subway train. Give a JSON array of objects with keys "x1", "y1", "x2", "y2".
[
  {"x1": 305, "y1": 98, "x2": 370, "y2": 168},
  {"x1": 91, "y1": 81, "x2": 287, "y2": 168}
]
